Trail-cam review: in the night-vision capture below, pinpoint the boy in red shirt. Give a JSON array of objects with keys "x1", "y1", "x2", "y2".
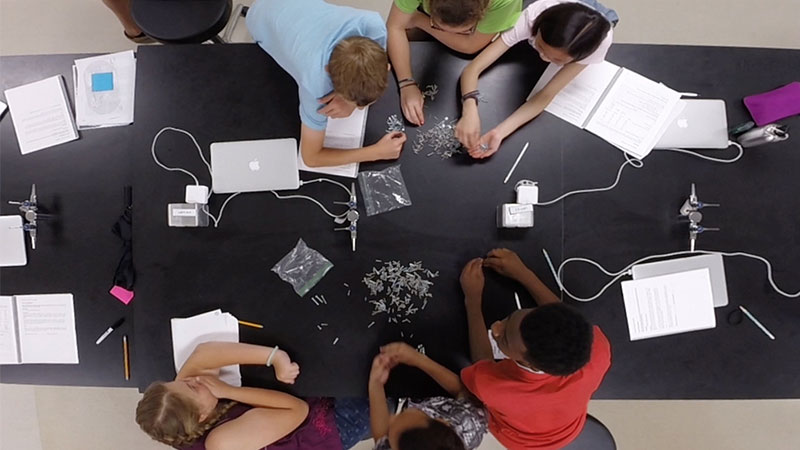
[{"x1": 459, "y1": 249, "x2": 611, "y2": 449}]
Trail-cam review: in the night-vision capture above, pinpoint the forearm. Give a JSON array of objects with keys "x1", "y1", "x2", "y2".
[
  {"x1": 493, "y1": 94, "x2": 550, "y2": 139},
  {"x1": 518, "y1": 269, "x2": 561, "y2": 305},
  {"x1": 302, "y1": 145, "x2": 378, "y2": 167},
  {"x1": 388, "y1": 26, "x2": 414, "y2": 81},
  {"x1": 414, "y1": 355, "x2": 465, "y2": 397},
  {"x1": 179, "y1": 342, "x2": 277, "y2": 377},
  {"x1": 224, "y1": 386, "x2": 308, "y2": 412},
  {"x1": 465, "y1": 302, "x2": 493, "y2": 362},
  {"x1": 368, "y1": 382, "x2": 390, "y2": 440}
]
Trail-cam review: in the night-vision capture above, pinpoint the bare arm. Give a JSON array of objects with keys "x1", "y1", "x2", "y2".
[
  {"x1": 380, "y1": 343, "x2": 465, "y2": 397},
  {"x1": 491, "y1": 63, "x2": 587, "y2": 140},
  {"x1": 300, "y1": 124, "x2": 405, "y2": 167},
  {"x1": 387, "y1": 4, "x2": 416, "y2": 84},
  {"x1": 461, "y1": 258, "x2": 494, "y2": 362},
  {"x1": 177, "y1": 342, "x2": 282, "y2": 379},
  {"x1": 483, "y1": 248, "x2": 560, "y2": 305},
  {"x1": 368, "y1": 355, "x2": 392, "y2": 441}
]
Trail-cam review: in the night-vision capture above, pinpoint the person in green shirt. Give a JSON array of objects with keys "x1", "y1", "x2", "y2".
[{"x1": 387, "y1": 0, "x2": 522, "y2": 126}]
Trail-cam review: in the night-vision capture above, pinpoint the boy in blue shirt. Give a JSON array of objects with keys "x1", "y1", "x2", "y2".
[{"x1": 247, "y1": 0, "x2": 406, "y2": 167}]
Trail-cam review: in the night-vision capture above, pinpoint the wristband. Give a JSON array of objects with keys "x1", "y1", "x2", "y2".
[
  {"x1": 397, "y1": 78, "x2": 414, "y2": 86},
  {"x1": 461, "y1": 90, "x2": 480, "y2": 104},
  {"x1": 266, "y1": 346, "x2": 279, "y2": 367},
  {"x1": 399, "y1": 82, "x2": 418, "y2": 90}
]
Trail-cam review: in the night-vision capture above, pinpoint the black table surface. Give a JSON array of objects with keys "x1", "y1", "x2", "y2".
[
  {"x1": 2, "y1": 43, "x2": 799, "y2": 399},
  {"x1": 0, "y1": 53, "x2": 136, "y2": 386}
]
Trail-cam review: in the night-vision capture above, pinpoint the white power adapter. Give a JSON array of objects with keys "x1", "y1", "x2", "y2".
[
  {"x1": 515, "y1": 180, "x2": 539, "y2": 204},
  {"x1": 185, "y1": 185, "x2": 209, "y2": 204}
]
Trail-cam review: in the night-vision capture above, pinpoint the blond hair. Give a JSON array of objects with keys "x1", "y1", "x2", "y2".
[
  {"x1": 135, "y1": 381, "x2": 237, "y2": 448},
  {"x1": 328, "y1": 36, "x2": 388, "y2": 107}
]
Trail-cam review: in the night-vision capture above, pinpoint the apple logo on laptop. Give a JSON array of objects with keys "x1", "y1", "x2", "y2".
[
  {"x1": 677, "y1": 118, "x2": 689, "y2": 128},
  {"x1": 249, "y1": 159, "x2": 260, "y2": 171}
]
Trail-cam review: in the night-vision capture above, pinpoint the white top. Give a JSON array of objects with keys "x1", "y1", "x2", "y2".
[{"x1": 501, "y1": 0, "x2": 613, "y2": 65}]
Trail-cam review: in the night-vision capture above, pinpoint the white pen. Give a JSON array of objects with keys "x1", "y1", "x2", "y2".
[
  {"x1": 503, "y1": 142, "x2": 529, "y2": 184},
  {"x1": 679, "y1": 92, "x2": 699, "y2": 97},
  {"x1": 96, "y1": 318, "x2": 125, "y2": 345},
  {"x1": 514, "y1": 292, "x2": 522, "y2": 310},
  {"x1": 739, "y1": 306, "x2": 775, "y2": 340}
]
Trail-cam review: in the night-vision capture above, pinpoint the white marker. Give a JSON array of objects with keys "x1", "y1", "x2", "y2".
[
  {"x1": 95, "y1": 318, "x2": 124, "y2": 345},
  {"x1": 739, "y1": 306, "x2": 775, "y2": 340},
  {"x1": 514, "y1": 292, "x2": 522, "y2": 310},
  {"x1": 503, "y1": 142, "x2": 529, "y2": 184}
]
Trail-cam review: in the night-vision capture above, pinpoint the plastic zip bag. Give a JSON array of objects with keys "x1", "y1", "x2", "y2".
[
  {"x1": 271, "y1": 238, "x2": 333, "y2": 296},
  {"x1": 358, "y1": 165, "x2": 412, "y2": 216}
]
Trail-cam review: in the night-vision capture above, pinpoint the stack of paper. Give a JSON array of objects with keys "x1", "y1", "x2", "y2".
[
  {"x1": 530, "y1": 62, "x2": 682, "y2": 159},
  {"x1": 0, "y1": 294, "x2": 79, "y2": 364},
  {"x1": 72, "y1": 50, "x2": 136, "y2": 129},
  {"x1": 298, "y1": 106, "x2": 368, "y2": 178},
  {"x1": 621, "y1": 268, "x2": 716, "y2": 341},
  {"x1": 4, "y1": 75, "x2": 79, "y2": 154},
  {"x1": 170, "y1": 309, "x2": 241, "y2": 386}
]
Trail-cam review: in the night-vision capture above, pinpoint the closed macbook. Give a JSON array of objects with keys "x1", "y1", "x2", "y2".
[{"x1": 210, "y1": 138, "x2": 300, "y2": 194}]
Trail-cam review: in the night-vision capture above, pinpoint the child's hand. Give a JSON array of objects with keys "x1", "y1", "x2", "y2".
[
  {"x1": 380, "y1": 342, "x2": 422, "y2": 366},
  {"x1": 400, "y1": 85, "x2": 425, "y2": 126},
  {"x1": 318, "y1": 93, "x2": 356, "y2": 119},
  {"x1": 271, "y1": 349, "x2": 301, "y2": 384},
  {"x1": 455, "y1": 108, "x2": 480, "y2": 150},
  {"x1": 369, "y1": 354, "x2": 393, "y2": 386},
  {"x1": 470, "y1": 129, "x2": 502, "y2": 159},
  {"x1": 372, "y1": 131, "x2": 407, "y2": 161},
  {"x1": 196, "y1": 375, "x2": 233, "y2": 399},
  {"x1": 483, "y1": 248, "x2": 530, "y2": 282},
  {"x1": 460, "y1": 257, "x2": 485, "y2": 304}
]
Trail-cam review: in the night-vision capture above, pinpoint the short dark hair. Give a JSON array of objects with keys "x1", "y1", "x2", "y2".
[
  {"x1": 397, "y1": 418, "x2": 466, "y2": 450},
  {"x1": 531, "y1": 3, "x2": 611, "y2": 62},
  {"x1": 519, "y1": 303, "x2": 593, "y2": 376},
  {"x1": 429, "y1": 0, "x2": 489, "y2": 26}
]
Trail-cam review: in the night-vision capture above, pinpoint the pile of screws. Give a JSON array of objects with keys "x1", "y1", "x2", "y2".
[
  {"x1": 362, "y1": 260, "x2": 439, "y2": 324},
  {"x1": 386, "y1": 114, "x2": 405, "y2": 133},
  {"x1": 411, "y1": 116, "x2": 465, "y2": 159},
  {"x1": 422, "y1": 84, "x2": 439, "y2": 101}
]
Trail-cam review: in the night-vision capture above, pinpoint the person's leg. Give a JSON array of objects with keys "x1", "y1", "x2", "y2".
[
  {"x1": 334, "y1": 397, "x2": 398, "y2": 449},
  {"x1": 101, "y1": 0, "x2": 146, "y2": 38}
]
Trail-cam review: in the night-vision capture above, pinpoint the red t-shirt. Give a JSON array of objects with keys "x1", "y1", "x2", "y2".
[{"x1": 461, "y1": 326, "x2": 611, "y2": 450}]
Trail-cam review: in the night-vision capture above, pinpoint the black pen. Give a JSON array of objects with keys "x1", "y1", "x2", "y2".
[{"x1": 95, "y1": 318, "x2": 125, "y2": 345}]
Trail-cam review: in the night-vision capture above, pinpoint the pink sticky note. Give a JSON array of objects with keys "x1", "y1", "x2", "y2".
[{"x1": 110, "y1": 286, "x2": 134, "y2": 305}]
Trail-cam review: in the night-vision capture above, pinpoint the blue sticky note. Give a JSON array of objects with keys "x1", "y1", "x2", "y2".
[{"x1": 91, "y1": 72, "x2": 114, "y2": 92}]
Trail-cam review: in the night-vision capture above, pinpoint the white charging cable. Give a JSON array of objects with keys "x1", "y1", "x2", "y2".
[
  {"x1": 542, "y1": 248, "x2": 800, "y2": 302},
  {"x1": 534, "y1": 141, "x2": 744, "y2": 206},
  {"x1": 151, "y1": 126, "x2": 356, "y2": 226}
]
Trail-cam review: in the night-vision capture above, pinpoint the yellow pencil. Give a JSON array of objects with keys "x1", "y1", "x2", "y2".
[
  {"x1": 238, "y1": 320, "x2": 264, "y2": 329},
  {"x1": 123, "y1": 334, "x2": 130, "y2": 380}
]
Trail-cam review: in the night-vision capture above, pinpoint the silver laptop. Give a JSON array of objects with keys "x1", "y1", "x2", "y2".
[
  {"x1": 655, "y1": 99, "x2": 729, "y2": 149},
  {"x1": 210, "y1": 139, "x2": 300, "y2": 194},
  {"x1": 631, "y1": 253, "x2": 728, "y2": 307}
]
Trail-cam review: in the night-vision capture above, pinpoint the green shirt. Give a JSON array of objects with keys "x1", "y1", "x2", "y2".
[{"x1": 395, "y1": 0, "x2": 522, "y2": 34}]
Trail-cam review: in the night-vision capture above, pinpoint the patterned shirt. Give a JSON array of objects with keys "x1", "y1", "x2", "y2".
[{"x1": 374, "y1": 396, "x2": 488, "y2": 449}]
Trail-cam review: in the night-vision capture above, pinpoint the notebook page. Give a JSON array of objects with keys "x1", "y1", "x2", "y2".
[
  {"x1": 15, "y1": 294, "x2": 79, "y2": 363},
  {"x1": 585, "y1": 69, "x2": 681, "y2": 159},
  {"x1": 171, "y1": 309, "x2": 241, "y2": 386},
  {"x1": 0, "y1": 296, "x2": 21, "y2": 364},
  {"x1": 621, "y1": 269, "x2": 716, "y2": 341},
  {"x1": 529, "y1": 62, "x2": 620, "y2": 128},
  {"x1": 4, "y1": 76, "x2": 78, "y2": 154},
  {"x1": 298, "y1": 106, "x2": 367, "y2": 178}
]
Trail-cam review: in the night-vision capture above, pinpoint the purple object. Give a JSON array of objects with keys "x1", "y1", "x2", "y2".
[{"x1": 743, "y1": 82, "x2": 800, "y2": 126}]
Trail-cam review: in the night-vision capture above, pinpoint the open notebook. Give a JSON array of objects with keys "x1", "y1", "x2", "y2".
[
  {"x1": 0, "y1": 294, "x2": 78, "y2": 364},
  {"x1": 530, "y1": 62, "x2": 682, "y2": 159},
  {"x1": 170, "y1": 309, "x2": 241, "y2": 386},
  {"x1": 298, "y1": 106, "x2": 368, "y2": 178}
]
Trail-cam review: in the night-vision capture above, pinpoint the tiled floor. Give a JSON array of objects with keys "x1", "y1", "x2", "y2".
[{"x1": 1, "y1": 1, "x2": 799, "y2": 449}]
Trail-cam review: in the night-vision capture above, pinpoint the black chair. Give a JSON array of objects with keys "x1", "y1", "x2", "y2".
[
  {"x1": 131, "y1": 0, "x2": 233, "y2": 44},
  {"x1": 563, "y1": 414, "x2": 616, "y2": 450}
]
